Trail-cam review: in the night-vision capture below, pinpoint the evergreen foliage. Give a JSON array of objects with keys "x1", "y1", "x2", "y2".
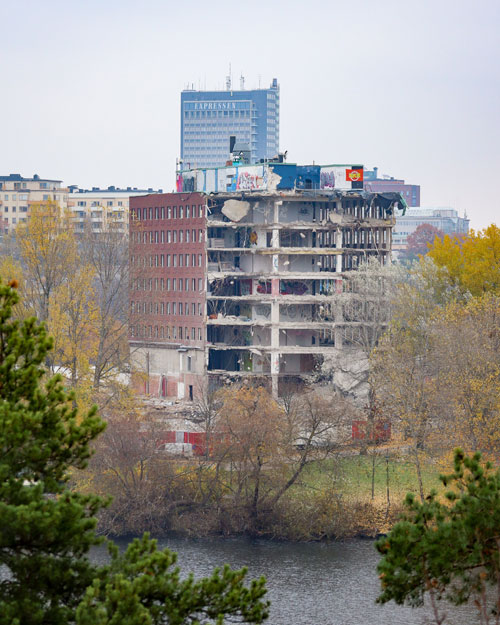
[
  {"x1": 376, "y1": 449, "x2": 500, "y2": 624},
  {"x1": 0, "y1": 281, "x2": 106, "y2": 625}
]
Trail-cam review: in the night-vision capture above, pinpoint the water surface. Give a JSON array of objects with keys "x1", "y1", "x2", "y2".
[{"x1": 96, "y1": 536, "x2": 476, "y2": 625}]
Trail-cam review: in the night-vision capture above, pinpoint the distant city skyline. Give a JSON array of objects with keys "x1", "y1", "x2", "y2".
[{"x1": 0, "y1": 0, "x2": 498, "y2": 230}]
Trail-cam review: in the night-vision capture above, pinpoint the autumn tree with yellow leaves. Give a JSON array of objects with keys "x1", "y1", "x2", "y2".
[
  {"x1": 14, "y1": 200, "x2": 79, "y2": 322},
  {"x1": 48, "y1": 265, "x2": 99, "y2": 389},
  {"x1": 372, "y1": 244, "x2": 500, "y2": 487},
  {"x1": 428, "y1": 224, "x2": 500, "y2": 297},
  {"x1": 0, "y1": 200, "x2": 131, "y2": 400},
  {"x1": 431, "y1": 294, "x2": 500, "y2": 458}
]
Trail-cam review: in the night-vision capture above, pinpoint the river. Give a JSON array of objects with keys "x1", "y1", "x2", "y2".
[{"x1": 96, "y1": 536, "x2": 477, "y2": 625}]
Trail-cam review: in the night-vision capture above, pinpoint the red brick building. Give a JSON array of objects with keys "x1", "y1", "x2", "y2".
[{"x1": 129, "y1": 192, "x2": 206, "y2": 400}]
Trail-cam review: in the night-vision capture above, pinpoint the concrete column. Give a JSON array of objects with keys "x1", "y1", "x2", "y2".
[
  {"x1": 271, "y1": 302, "x2": 280, "y2": 338},
  {"x1": 272, "y1": 228, "x2": 279, "y2": 248},
  {"x1": 335, "y1": 230, "x2": 343, "y2": 272},
  {"x1": 273, "y1": 200, "x2": 282, "y2": 224}
]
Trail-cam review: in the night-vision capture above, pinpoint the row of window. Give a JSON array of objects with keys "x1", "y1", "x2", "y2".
[
  {"x1": 3, "y1": 206, "x2": 28, "y2": 212},
  {"x1": 131, "y1": 229, "x2": 203, "y2": 244},
  {"x1": 4, "y1": 193, "x2": 28, "y2": 200},
  {"x1": 3, "y1": 194, "x2": 56, "y2": 201},
  {"x1": 183, "y1": 127, "x2": 251, "y2": 134},
  {"x1": 183, "y1": 136, "x2": 250, "y2": 144},
  {"x1": 131, "y1": 325, "x2": 202, "y2": 341},
  {"x1": 3, "y1": 217, "x2": 26, "y2": 224},
  {"x1": 132, "y1": 205, "x2": 204, "y2": 221},
  {"x1": 132, "y1": 300, "x2": 203, "y2": 316},
  {"x1": 131, "y1": 253, "x2": 203, "y2": 269},
  {"x1": 73, "y1": 211, "x2": 124, "y2": 219},
  {"x1": 183, "y1": 127, "x2": 250, "y2": 135},
  {"x1": 77, "y1": 200, "x2": 124, "y2": 207},
  {"x1": 1, "y1": 182, "x2": 56, "y2": 192},
  {"x1": 184, "y1": 110, "x2": 251, "y2": 119},
  {"x1": 132, "y1": 277, "x2": 204, "y2": 292}
]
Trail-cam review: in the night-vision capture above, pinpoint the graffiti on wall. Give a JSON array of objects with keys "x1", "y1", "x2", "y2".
[
  {"x1": 320, "y1": 169, "x2": 336, "y2": 189},
  {"x1": 236, "y1": 167, "x2": 266, "y2": 191}
]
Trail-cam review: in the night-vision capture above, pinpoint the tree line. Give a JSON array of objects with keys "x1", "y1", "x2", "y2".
[{"x1": 374, "y1": 224, "x2": 500, "y2": 624}]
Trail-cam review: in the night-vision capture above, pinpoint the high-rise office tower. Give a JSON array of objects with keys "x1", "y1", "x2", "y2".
[{"x1": 180, "y1": 77, "x2": 279, "y2": 169}]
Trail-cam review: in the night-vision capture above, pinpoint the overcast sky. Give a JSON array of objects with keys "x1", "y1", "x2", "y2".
[{"x1": 1, "y1": 0, "x2": 498, "y2": 229}]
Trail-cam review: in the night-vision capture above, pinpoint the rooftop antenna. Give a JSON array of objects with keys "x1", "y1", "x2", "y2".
[
  {"x1": 240, "y1": 74, "x2": 245, "y2": 90},
  {"x1": 258, "y1": 74, "x2": 261, "y2": 88},
  {"x1": 226, "y1": 63, "x2": 232, "y2": 91}
]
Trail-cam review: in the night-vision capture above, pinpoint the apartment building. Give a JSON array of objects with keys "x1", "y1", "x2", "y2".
[
  {"x1": 129, "y1": 162, "x2": 403, "y2": 400},
  {"x1": 68, "y1": 186, "x2": 163, "y2": 234},
  {"x1": 0, "y1": 173, "x2": 68, "y2": 234}
]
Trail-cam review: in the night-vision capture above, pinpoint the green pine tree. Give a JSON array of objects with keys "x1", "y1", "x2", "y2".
[
  {"x1": 376, "y1": 449, "x2": 500, "y2": 624},
  {"x1": 0, "y1": 281, "x2": 106, "y2": 625},
  {"x1": 0, "y1": 282, "x2": 269, "y2": 625}
]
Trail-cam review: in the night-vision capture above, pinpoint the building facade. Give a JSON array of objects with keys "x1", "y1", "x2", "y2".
[
  {"x1": 392, "y1": 207, "x2": 470, "y2": 250},
  {"x1": 129, "y1": 193, "x2": 207, "y2": 401},
  {"x1": 180, "y1": 78, "x2": 280, "y2": 169},
  {"x1": 68, "y1": 186, "x2": 163, "y2": 234},
  {"x1": 129, "y1": 163, "x2": 403, "y2": 400},
  {"x1": 0, "y1": 176, "x2": 169, "y2": 237},
  {"x1": 0, "y1": 173, "x2": 68, "y2": 234},
  {"x1": 364, "y1": 167, "x2": 420, "y2": 207}
]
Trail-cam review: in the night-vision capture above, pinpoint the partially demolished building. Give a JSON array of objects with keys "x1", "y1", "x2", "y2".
[{"x1": 129, "y1": 162, "x2": 403, "y2": 399}]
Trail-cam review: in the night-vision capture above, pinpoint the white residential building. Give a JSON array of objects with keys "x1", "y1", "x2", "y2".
[
  {"x1": 0, "y1": 174, "x2": 68, "y2": 233},
  {"x1": 68, "y1": 185, "x2": 164, "y2": 234}
]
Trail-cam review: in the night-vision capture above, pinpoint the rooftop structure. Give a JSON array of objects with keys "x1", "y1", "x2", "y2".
[
  {"x1": 180, "y1": 78, "x2": 280, "y2": 169},
  {"x1": 177, "y1": 161, "x2": 365, "y2": 194},
  {"x1": 129, "y1": 163, "x2": 403, "y2": 400}
]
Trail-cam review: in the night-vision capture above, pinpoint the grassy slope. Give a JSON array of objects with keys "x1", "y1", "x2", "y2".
[{"x1": 300, "y1": 455, "x2": 441, "y2": 501}]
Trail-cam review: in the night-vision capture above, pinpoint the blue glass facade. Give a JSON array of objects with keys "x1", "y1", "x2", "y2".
[{"x1": 180, "y1": 79, "x2": 279, "y2": 169}]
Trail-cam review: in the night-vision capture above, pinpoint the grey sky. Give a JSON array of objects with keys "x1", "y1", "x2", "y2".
[{"x1": 1, "y1": 0, "x2": 498, "y2": 229}]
